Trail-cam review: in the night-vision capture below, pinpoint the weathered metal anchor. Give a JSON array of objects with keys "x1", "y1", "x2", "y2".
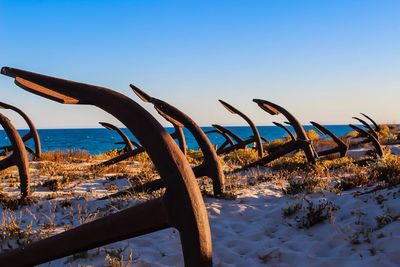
[
  {"x1": 360, "y1": 113, "x2": 380, "y2": 132},
  {"x1": 98, "y1": 120, "x2": 187, "y2": 167},
  {"x1": 273, "y1": 121, "x2": 296, "y2": 141},
  {"x1": 208, "y1": 124, "x2": 250, "y2": 154},
  {"x1": 218, "y1": 100, "x2": 264, "y2": 158},
  {"x1": 0, "y1": 102, "x2": 41, "y2": 159},
  {"x1": 236, "y1": 99, "x2": 317, "y2": 171},
  {"x1": 352, "y1": 116, "x2": 379, "y2": 140},
  {"x1": 310, "y1": 121, "x2": 348, "y2": 158},
  {"x1": 99, "y1": 122, "x2": 135, "y2": 152},
  {"x1": 0, "y1": 66, "x2": 212, "y2": 267},
  {"x1": 204, "y1": 127, "x2": 235, "y2": 152},
  {"x1": 131, "y1": 85, "x2": 225, "y2": 196},
  {"x1": 0, "y1": 112, "x2": 31, "y2": 198},
  {"x1": 349, "y1": 124, "x2": 383, "y2": 157}
]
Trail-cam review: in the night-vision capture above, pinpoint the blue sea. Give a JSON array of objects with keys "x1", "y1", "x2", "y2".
[{"x1": 0, "y1": 125, "x2": 353, "y2": 155}]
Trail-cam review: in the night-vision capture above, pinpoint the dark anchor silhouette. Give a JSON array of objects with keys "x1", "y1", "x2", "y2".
[
  {"x1": 218, "y1": 100, "x2": 264, "y2": 158},
  {"x1": 349, "y1": 124, "x2": 384, "y2": 158},
  {"x1": 97, "y1": 121, "x2": 186, "y2": 168},
  {"x1": 204, "y1": 127, "x2": 235, "y2": 152},
  {"x1": 209, "y1": 124, "x2": 253, "y2": 154},
  {"x1": 99, "y1": 122, "x2": 134, "y2": 152},
  {"x1": 352, "y1": 116, "x2": 379, "y2": 140},
  {"x1": 273, "y1": 121, "x2": 296, "y2": 141},
  {"x1": 0, "y1": 66, "x2": 212, "y2": 267},
  {"x1": 360, "y1": 113, "x2": 381, "y2": 132},
  {"x1": 235, "y1": 99, "x2": 317, "y2": 171},
  {"x1": 95, "y1": 122, "x2": 147, "y2": 167},
  {"x1": 310, "y1": 121, "x2": 348, "y2": 158},
  {"x1": 0, "y1": 112, "x2": 31, "y2": 198},
  {"x1": 0, "y1": 102, "x2": 41, "y2": 159},
  {"x1": 130, "y1": 85, "x2": 225, "y2": 196}
]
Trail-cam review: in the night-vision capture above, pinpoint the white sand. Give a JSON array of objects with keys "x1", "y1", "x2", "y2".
[{"x1": 1, "y1": 180, "x2": 394, "y2": 266}]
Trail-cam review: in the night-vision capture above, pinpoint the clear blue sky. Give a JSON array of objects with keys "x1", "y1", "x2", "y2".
[{"x1": 0, "y1": 0, "x2": 399, "y2": 128}]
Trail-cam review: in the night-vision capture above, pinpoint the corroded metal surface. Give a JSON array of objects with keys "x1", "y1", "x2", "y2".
[
  {"x1": 0, "y1": 112, "x2": 31, "y2": 197},
  {"x1": 210, "y1": 124, "x2": 251, "y2": 154},
  {"x1": 212, "y1": 124, "x2": 243, "y2": 143},
  {"x1": 205, "y1": 128, "x2": 235, "y2": 151},
  {"x1": 0, "y1": 67, "x2": 212, "y2": 267},
  {"x1": 218, "y1": 100, "x2": 264, "y2": 158},
  {"x1": 0, "y1": 101, "x2": 41, "y2": 159},
  {"x1": 236, "y1": 99, "x2": 317, "y2": 171},
  {"x1": 349, "y1": 124, "x2": 383, "y2": 157},
  {"x1": 131, "y1": 85, "x2": 225, "y2": 196},
  {"x1": 310, "y1": 121, "x2": 348, "y2": 158},
  {"x1": 254, "y1": 99, "x2": 317, "y2": 163},
  {"x1": 101, "y1": 124, "x2": 186, "y2": 167},
  {"x1": 352, "y1": 116, "x2": 379, "y2": 140}
]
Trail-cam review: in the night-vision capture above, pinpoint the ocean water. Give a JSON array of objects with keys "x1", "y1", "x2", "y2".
[{"x1": 0, "y1": 125, "x2": 353, "y2": 155}]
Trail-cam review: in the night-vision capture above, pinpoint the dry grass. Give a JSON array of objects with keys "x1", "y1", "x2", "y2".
[
  {"x1": 370, "y1": 154, "x2": 400, "y2": 186},
  {"x1": 306, "y1": 129, "x2": 320, "y2": 141},
  {"x1": 224, "y1": 149, "x2": 259, "y2": 165},
  {"x1": 264, "y1": 138, "x2": 288, "y2": 151},
  {"x1": 40, "y1": 150, "x2": 92, "y2": 163}
]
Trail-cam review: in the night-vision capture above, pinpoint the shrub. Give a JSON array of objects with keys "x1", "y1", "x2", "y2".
[
  {"x1": 335, "y1": 173, "x2": 370, "y2": 191},
  {"x1": 40, "y1": 149, "x2": 91, "y2": 163},
  {"x1": 224, "y1": 149, "x2": 258, "y2": 165},
  {"x1": 299, "y1": 199, "x2": 336, "y2": 228},
  {"x1": 94, "y1": 149, "x2": 121, "y2": 161},
  {"x1": 186, "y1": 149, "x2": 204, "y2": 165},
  {"x1": 346, "y1": 131, "x2": 359, "y2": 138},
  {"x1": 264, "y1": 138, "x2": 287, "y2": 151},
  {"x1": 284, "y1": 174, "x2": 328, "y2": 195},
  {"x1": 378, "y1": 124, "x2": 396, "y2": 140},
  {"x1": 282, "y1": 202, "x2": 302, "y2": 217},
  {"x1": 267, "y1": 153, "x2": 308, "y2": 172},
  {"x1": 371, "y1": 155, "x2": 400, "y2": 186},
  {"x1": 306, "y1": 129, "x2": 320, "y2": 141},
  {"x1": 36, "y1": 162, "x2": 64, "y2": 177}
]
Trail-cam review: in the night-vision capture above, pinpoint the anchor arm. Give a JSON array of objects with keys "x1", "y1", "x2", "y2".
[
  {"x1": 349, "y1": 124, "x2": 383, "y2": 157},
  {"x1": 0, "y1": 66, "x2": 212, "y2": 267},
  {"x1": 361, "y1": 113, "x2": 380, "y2": 132},
  {"x1": 99, "y1": 122, "x2": 134, "y2": 152},
  {"x1": 218, "y1": 100, "x2": 263, "y2": 158}
]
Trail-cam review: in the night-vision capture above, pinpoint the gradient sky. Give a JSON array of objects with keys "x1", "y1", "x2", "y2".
[{"x1": 0, "y1": 0, "x2": 399, "y2": 129}]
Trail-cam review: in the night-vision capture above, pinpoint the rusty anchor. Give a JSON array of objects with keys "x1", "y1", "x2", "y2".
[
  {"x1": 0, "y1": 102, "x2": 41, "y2": 159},
  {"x1": 349, "y1": 124, "x2": 384, "y2": 158},
  {"x1": 272, "y1": 121, "x2": 296, "y2": 141},
  {"x1": 0, "y1": 66, "x2": 212, "y2": 267},
  {"x1": 99, "y1": 122, "x2": 135, "y2": 152},
  {"x1": 0, "y1": 112, "x2": 31, "y2": 198},
  {"x1": 208, "y1": 124, "x2": 253, "y2": 154},
  {"x1": 130, "y1": 85, "x2": 225, "y2": 196},
  {"x1": 97, "y1": 120, "x2": 187, "y2": 167},
  {"x1": 352, "y1": 116, "x2": 379, "y2": 140},
  {"x1": 217, "y1": 100, "x2": 264, "y2": 158},
  {"x1": 236, "y1": 99, "x2": 317, "y2": 171},
  {"x1": 310, "y1": 121, "x2": 348, "y2": 158},
  {"x1": 360, "y1": 113, "x2": 381, "y2": 132},
  {"x1": 204, "y1": 127, "x2": 235, "y2": 152}
]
